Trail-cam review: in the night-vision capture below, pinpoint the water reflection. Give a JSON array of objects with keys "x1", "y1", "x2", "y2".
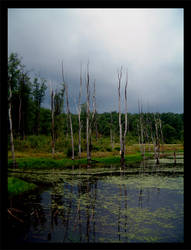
[{"x1": 8, "y1": 172, "x2": 184, "y2": 243}]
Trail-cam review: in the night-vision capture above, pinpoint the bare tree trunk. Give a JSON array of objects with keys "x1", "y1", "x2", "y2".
[
  {"x1": 92, "y1": 78, "x2": 98, "y2": 141},
  {"x1": 154, "y1": 113, "x2": 160, "y2": 164},
  {"x1": 18, "y1": 95, "x2": 22, "y2": 138},
  {"x1": 110, "y1": 112, "x2": 114, "y2": 151},
  {"x1": 159, "y1": 117, "x2": 164, "y2": 154},
  {"x1": 65, "y1": 84, "x2": 74, "y2": 160},
  {"x1": 118, "y1": 67, "x2": 123, "y2": 164},
  {"x1": 123, "y1": 70, "x2": 128, "y2": 157},
  {"x1": 8, "y1": 83, "x2": 16, "y2": 167},
  {"x1": 138, "y1": 100, "x2": 144, "y2": 159},
  {"x1": 89, "y1": 79, "x2": 96, "y2": 158},
  {"x1": 51, "y1": 88, "x2": 55, "y2": 157},
  {"x1": 86, "y1": 62, "x2": 91, "y2": 163},
  {"x1": 78, "y1": 64, "x2": 82, "y2": 158}
]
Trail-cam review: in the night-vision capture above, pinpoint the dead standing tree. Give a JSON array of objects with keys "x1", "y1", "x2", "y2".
[
  {"x1": 123, "y1": 70, "x2": 128, "y2": 156},
  {"x1": 153, "y1": 113, "x2": 163, "y2": 165},
  {"x1": 61, "y1": 62, "x2": 74, "y2": 160},
  {"x1": 86, "y1": 62, "x2": 91, "y2": 163},
  {"x1": 118, "y1": 67, "x2": 123, "y2": 164},
  {"x1": 65, "y1": 83, "x2": 75, "y2": 160},
  {"x1": 138, "y1": 100, "x2": 145, "y2": 160},
  {"x1": 8, "y1": 81, "x2": 16, "y2": 167},
  {"x1": 78, "y1": 64, "x2": 83, "y2": 158},
  {"x1": 89, "y1": 79, "x2": 97, "y2": 159},
  {"x1": 110, "y1": 112, "x2": 114, "y2": 151},
  {"x1": 50, "y1": 83, "x2": 55, "y2": 157},
  {"x1": 117, "y1": 67, "x2": 128, "y2": 165}
]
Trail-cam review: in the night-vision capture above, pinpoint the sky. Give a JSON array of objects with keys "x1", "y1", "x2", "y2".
[{"x1": 8, "y1": 8, "x2": 183, "y2": 114}]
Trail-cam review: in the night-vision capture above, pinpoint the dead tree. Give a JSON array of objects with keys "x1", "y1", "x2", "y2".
[
  {"x1": 118, "y1": 67, "x2": 123, "y2": 164},
  {"x1": 159, "y1": 117, "x2": 164, "y2": 154},
  {"x1": 50, "y1": 85, "x2": 55, "y2": 157},
  {"x1": 154, "y1": 113, "x2": 160, "y2": 164},
  {"x1": 8, "y1": 82, "x2": 16, "y2": 167},
  {"x1": 89, "y1": 79, "x2": 96, "y2": 158},
  {"x1": 86, "y1": 62, "x2": 91, "y2": 163},
  {"x1": 110, "y1": 112, "x2": 114, "y2": 151},
  {"x1": 117, "y1": 67, "x2": 129, "y2": 165},
  {"x1": 78, "y1": 64, "x2": 83, "y2": 158},
  {"x1": 123, "y1": 70, "x2": 128, "y2": 156},
  {"x1": 65, "y1": 83, "x2": 75, "y2": 160},
  {"x1": 138, "y1": 100, "x2": 145, "y2": 160}
]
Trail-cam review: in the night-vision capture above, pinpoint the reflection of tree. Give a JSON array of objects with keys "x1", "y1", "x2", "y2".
[
  {"x1": 92, "y1": 182, "x2": 97, "y2": 242},
  {"x1": 77, "y1": 183, "x2": 82, "y2": 242},
  {"x1": 23, "y1": 193, "x2": 46, "y2": 229},
  {"x1": 64, "y1": 183, "x2": 73, "y2": 241},
  {"x1": 50, "y1": 190, "x2": 63, "y2": 230},
  {"x1": 138, "y1": 188, "x2": 143, "y2": 208},
  {"x1": 86, "y1": 181, "x2": 90, "y2": 242},
  {"x1": 47, "y1": 177, "x2": 99, "y2": 242},
  {"x1": 117, "y1": 184, "x2": 122, "y2": 241},
  {"x1": 76, "y1": 178, "x2": 98, "y2": 242},
  {"x1": 123, "y1": 184, "x2": 128, "y2": 242},
  {"x1": 8, "y1": 191, "x2": 47, "y2": 242}
]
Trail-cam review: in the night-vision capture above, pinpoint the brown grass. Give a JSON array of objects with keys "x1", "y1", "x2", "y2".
[{"x1": 8, "y1": 144, "x2": 183, "y2": 160}]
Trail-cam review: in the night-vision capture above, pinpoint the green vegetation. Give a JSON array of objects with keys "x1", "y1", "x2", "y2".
[
  {"x1": 8, "y1": 52, "x2": 184, "y2": 170},
  {"x1": 8, "y1": 53, "x2": 183, "y2": 152},
  {"x1": 8, "y1": 177, "x2": 37, "y2": 196},
  {"x1": 8, "y1": 153, "x2": 144, "y2": 170}
]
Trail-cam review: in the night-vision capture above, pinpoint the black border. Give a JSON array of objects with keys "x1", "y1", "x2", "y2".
[{"x1": 1, "y1": 1, "x2": 189, "y2": 249}]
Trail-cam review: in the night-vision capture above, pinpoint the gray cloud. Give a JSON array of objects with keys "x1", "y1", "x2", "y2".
[{"x1": 8, "y1": 8, "x2": 183, "y2": 113}]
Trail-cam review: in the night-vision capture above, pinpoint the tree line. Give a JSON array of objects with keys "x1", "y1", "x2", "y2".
[{"x1": 8, "y1": 53, "x2": 184, "y2": 165}]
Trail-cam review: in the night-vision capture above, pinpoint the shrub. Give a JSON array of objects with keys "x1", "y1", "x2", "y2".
[
  {"x1": 27, "y1": 135, "x2": 51, "y2": 151},
  {"x1": 91, "y1": 144, "x2": 100, "y2": 152},
  {"x1": 106, "y1": 146, "x2": 112, "y2": 152},
  {"x1": 66, "y1": 145, "x2": 78, "y2": 157},
  {"x1": 114, "y1": 146, "x2": 120, "y2": 151}
]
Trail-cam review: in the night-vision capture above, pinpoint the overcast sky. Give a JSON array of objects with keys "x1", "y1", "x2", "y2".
[{"x1": 8, "y1": 8, "x2": 183, "y2": 114}]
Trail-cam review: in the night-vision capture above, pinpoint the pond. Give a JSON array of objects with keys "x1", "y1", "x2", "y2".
[{"x1": 8, "y1": 162, "x2": 184, "y2": 243}]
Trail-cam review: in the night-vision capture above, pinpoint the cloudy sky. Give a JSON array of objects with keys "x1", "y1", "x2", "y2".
[{"x1": 8, "y1": 8, "x2": 183, "y2": 113}]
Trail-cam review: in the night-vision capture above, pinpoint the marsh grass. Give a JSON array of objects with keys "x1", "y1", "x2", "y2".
[
  {"x1": 8, "y1": 177, "x2": 37, "y2": 196},
  {"x1": 8, "y1": 143, "x2": 183, "y2": 170}
]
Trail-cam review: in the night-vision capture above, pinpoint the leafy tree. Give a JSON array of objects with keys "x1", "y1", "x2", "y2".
[
  {"x1": 54, "y1": 90, "x2": 64, "y2": 139},
  {"x1": 162, "y1": 124, "x2": 177, "y2": 144},
  {"x1": 8, "y1": 53, "x2": 32, "y2": 138},
  {"x1": 39, "y1": 108, "x2": 51, "y2": 135},
  {"x1": 32, "y1": 77, "x2": 47, "y2": 135}
]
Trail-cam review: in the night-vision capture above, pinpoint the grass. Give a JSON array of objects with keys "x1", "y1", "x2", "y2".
[
  {"x1": 8, "y1": 144, "x2": 183, "y2": 170},
  {"x1": 8, "y1": 177, "x2": 37, "y2": 196},
  {"x1": 8, "y1": 151, "x2": 147, "y2": 170}
]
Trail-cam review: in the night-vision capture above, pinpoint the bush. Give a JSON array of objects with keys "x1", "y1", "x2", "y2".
[
  {"x1": 27, "y1": 135, "x2": 51, "y2": 151},
  {"x1": 114, "y1": 146, "x2": 120, "y2": 151},
  {"x1": 55, "y1": 136, "x2": 70, "y2": 152},
  {"x1": 14, "y1": 137, "x2": 31, "y2": 151},
  {"x1": 106, "y1": 146, "x2": 112, "y2": 152},
  {"x1": 66, "y1": 145, "x2": 78, "y2": 157},
  {"x1": 91, "y1": 144, "x2": 101, "y2": 152}
]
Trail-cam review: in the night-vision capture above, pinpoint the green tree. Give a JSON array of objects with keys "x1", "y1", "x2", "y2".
[
  {"x1": 8, "y1": 53, "x2": 32, "y2": 139},
  {"x1": 54, "y1": 90, "x2": 64, "y2": 139},
  {"x1": 32, "y1": 76, "x2": 47, "y2": 135},
  {"x1": 163, "y1": 124, "x2": 177, "y2": 144}
]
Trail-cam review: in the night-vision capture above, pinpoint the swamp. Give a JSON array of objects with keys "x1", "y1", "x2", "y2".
[
  {"x1": 6, "y1": 8, "x2": 185, "y2": 247},
  {"x1": 8, "y1": 155, "x2": 184, "y2": 243}
]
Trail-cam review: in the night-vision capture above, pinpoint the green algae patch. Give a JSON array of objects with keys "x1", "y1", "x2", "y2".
[
  {"x1": 8, "y1": 177, "x2": 37, "y2": 196},
  {"x1": 104, "y1": 174, "x2": 184, "y2": 192}
]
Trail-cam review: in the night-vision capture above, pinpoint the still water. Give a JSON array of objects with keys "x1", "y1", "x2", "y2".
[{"x1": 8, "y1": 165, "x2": 184, "y2": 243}]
